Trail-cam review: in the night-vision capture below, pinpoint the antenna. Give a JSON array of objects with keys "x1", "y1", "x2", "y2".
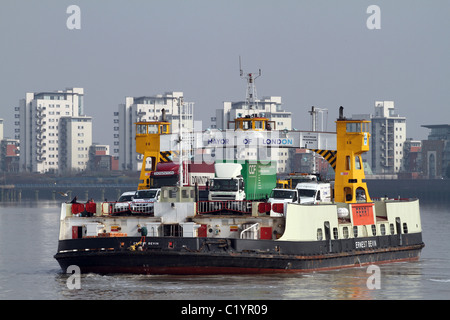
[
  {"x1": 238, "y1": 56, "x2": 262, "y2": 115},
  {"x1": 309, "y1": 106, "x2": 329, "y2": 131},
  {"x1": 239, "y1": 56, "x2": 243, "y2": 77}
]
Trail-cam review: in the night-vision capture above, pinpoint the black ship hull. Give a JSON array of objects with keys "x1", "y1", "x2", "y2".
[{"x1": 54, "y1": 233, "x2": 424, "y2": 275}]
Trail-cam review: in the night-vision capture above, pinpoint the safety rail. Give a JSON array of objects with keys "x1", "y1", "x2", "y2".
[
  {"x1": 371, "y1": 197, "x2": 418, "y2": 202},
  {"x1": 196, "y1": 200, "x2": 253, "y2": 215},
  {"x1": 129, "y1": 200, "x2": 155, "y2": 215},
  {"x1": 240, "y1": 223, "x2": 260, "y2": 239},
  {"x1": 99, "y1": 201, "x2": 154, "y2": 216},
  {"x1": 101, "y1": 202, "x2": 132, "y2": 216}
]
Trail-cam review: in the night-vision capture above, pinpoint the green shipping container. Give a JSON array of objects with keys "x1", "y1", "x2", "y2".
[{"x1": 217, "y1": 160, "x2": 277, "y2": 201}]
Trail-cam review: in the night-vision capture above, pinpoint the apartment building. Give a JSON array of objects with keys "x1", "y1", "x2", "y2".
[
  {"x1": 370, "y1": 101, "x2": 406, "y2": 174},
  {"x1": 114, "y1": 92, "x2": 194, "y2": 171},
  {"x1": 16, "y1": 87, "x2": 92, "y2": 173},
  {"x1": 351, "y1": 101, "x2": 407, "y2": 175},
  {"x1": 421, "y1": 124, "x2": 450, "y2": 178},
  {"x1": 59, "y1": 116, "x2": 92, "y2": 173}
]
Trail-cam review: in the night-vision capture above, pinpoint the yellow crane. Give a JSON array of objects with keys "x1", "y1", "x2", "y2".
[
  {"x1": 311, "y1": 107, "x2": 371, "y2": 203},
  {"x1": 333, "y1": 107, "x2": 371, "y2": 203},
  {"x1": 135, "y1": 121, "x2": 172, "y2": 190}
]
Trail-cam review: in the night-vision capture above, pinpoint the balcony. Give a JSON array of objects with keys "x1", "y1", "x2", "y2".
[{"x1": 36, "y1": 112, "x2": 46, "y2": 119}]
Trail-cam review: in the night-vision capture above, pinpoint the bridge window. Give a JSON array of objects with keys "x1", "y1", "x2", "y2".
[
  {"x1": 346, "y1": 122, "x2": 361, "y2": 133},
  {"x1": 242, "y1": 121, "x2": 251, "y2": 130},
  {"x1": 160, "y1": 124, "x2": 169, "y2": 133},
  {"x1": 137, "y1": 124, "x2": 147, "y2": 134},
  {"x1": 362, "y1": 122, "x2": 369, "y2": 132},
  {"x1": 148, "y1": 125, "x2": 158, "y2": 134}
]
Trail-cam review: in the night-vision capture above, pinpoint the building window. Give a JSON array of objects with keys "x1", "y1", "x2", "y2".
[
  {"x1": 353, "y1": 226, "x2": 358, "y2": 238},
  {"x1": 333, "y1": 227, "x2": 338, "y2": 240},
  {"x1": 371, "y1": 224, "x2": 377, "y2": 236},
  {"x1": 390, "y1": 223, "x2": 395, "y2": 235},
  {"x1": 403, "y1": 223, "x2": 408, "y2": 234}
]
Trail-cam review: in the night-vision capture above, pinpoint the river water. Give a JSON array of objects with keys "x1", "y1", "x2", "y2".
[{"x1": 0, "y1": 200, "x2": 449, "y2": 301}]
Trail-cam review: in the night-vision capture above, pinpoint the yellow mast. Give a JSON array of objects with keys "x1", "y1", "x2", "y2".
[
  {"x1": 334, "y1": 107, "x2": 371, "y2": 203},
  {"x1": 135, "y1": 121, "x2": 171, "y2": 190}
]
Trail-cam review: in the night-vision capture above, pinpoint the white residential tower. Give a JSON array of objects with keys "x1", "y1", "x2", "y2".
[{"x1": 16, "y1": 87, "x2": 92, "y2": 173}]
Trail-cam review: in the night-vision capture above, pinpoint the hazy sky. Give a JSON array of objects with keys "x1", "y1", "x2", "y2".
[{"x1": 1, "y1": 0, "x2": 449, "y2": 147}]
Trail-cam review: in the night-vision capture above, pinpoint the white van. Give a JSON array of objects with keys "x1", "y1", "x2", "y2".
[{"x1": 296, "y1": 182, "x2": 331, "y2": 204}]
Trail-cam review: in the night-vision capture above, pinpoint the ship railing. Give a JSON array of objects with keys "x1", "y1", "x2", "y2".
[
  {"x1": 100, "y1": 201, "x2": 133, "y2": 216},
  {"x1": 371, "y1": 197, "x2": 418, "y2": 202},
  {"x1": 68, "y1": 202, "x2": 97, "y2": 217},
  {"x1": 196, "y1": 200, "x2": 253, "y2": 215},
  {"x1": 129, "y1": 200, "x2": 155, "y2": 216},
  {"x1": 63, "y1": 201, "x2": 156, "y2": 217},
  {"x1": 100, "y1": 201, "x2": 154, "y2": 216},
  {"x1": 240, "y1": 222, "x2": 260, "y2": 239}
]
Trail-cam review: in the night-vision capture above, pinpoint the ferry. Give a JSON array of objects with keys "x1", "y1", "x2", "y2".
[{"x1": 54, "y1": 108, "x2": 424, "y2": 274}]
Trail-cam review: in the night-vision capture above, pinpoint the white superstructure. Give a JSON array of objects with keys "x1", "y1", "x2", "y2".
[{"x1": 212, "y1": 97, "x2": 292, "y2": 173}]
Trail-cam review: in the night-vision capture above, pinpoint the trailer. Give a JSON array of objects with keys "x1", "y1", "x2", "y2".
[{"x1": 209, "y1": 160, "x2": 277, "y2": 201}]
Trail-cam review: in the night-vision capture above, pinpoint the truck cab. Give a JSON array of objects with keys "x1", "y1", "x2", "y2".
[
  {"x1": 208, "y1": 163, "x2": 245, "y2": 201},
  {"x1": 268, "y1": 188, "x2": 299, "y2": 217}
]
